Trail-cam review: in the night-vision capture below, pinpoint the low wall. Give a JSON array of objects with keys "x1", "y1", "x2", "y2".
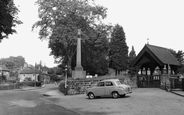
[
  {"x1": 58, "y1": 76, "x2": 137, "y2": 95},
  {"x1": 0, "y1": 83, "x2": 21, "y2": 90}
]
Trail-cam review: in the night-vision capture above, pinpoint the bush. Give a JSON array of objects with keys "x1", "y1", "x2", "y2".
[
  {"x1": 58, "y1": 81, "x2": 68, "y2": 95},
  {"x1": 49, "y1": 74, "x2": 61, "y2": 82}
]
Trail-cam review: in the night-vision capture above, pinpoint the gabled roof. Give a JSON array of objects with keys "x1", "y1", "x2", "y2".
[
  {"x1": 19, "y1": 67, "x2": 40, "y2": 74},
  {"x1": 130, "y1": 44, "x2": 180, "y2": 67}
]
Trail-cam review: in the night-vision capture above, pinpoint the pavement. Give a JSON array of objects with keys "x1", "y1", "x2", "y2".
[
  {"x1": 43, "y1": 89, "x2": 65, "y2": 97},
  {"x1": 19, "y1": 84, "x2": 66, "y2": 97},
  {"x1": 13, "y1": 86, "x2": 42, "y2": 91},
  {"x1": 170, "y1": 89, "x2": 184, "y2": 97}
]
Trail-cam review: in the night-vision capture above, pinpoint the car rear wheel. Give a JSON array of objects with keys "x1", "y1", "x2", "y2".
[
  {"x1": 112, "y1": 92, "x2": 119, "y2": 98},
  {"x1": 88, "y1": 92, "x2": 95, "y2": 99}
]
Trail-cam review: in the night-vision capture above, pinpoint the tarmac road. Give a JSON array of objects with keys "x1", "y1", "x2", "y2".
[
  {"x1": 0, "y1": 84, "x2": 79, "y2": 115},
  {"x1": 1, "y1": 84, "x2": 184, "y2": 115}
]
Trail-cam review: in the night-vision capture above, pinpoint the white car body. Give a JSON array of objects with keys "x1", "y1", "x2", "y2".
[{"x1": 86, "y1": 79, "x2": 132, "y2": 99}]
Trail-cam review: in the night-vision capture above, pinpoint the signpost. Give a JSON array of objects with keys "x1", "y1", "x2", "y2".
[{"x1": 65, "y1": 65, "x2": 68, "y2": 88}]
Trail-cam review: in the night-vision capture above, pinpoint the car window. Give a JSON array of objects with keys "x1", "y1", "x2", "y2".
[
  {"x1": 105, "y1": 81, "x2": 113, "y2": 86},
  {"x1": 97, "y1": 82, "x2": 105, "y2": 87}
]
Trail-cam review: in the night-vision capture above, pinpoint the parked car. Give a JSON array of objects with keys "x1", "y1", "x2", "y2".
[{"x1": 86, "y1": 79, "x2": 132, "y2": 99}]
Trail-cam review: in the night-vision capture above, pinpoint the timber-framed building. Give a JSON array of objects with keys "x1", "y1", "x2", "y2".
[{"x1": 130, "y1": 44, "x2": 180, "y2": 89}]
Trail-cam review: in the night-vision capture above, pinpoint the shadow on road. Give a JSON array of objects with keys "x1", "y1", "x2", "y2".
[
  {"x1": 72, "y1": 108, "x2": 113, "y2": 115},
  {"x1": 86, "y1": 95, "x2": 131, "y2": 100}
]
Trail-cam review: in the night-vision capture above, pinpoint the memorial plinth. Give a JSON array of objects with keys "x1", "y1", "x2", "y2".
[{"x1": 72, "y1": 29, "x2": 86, "y2": 79}]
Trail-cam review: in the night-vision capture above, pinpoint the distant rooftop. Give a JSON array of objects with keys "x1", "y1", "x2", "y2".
[
  {"x1": 0, "y1": 65, "x2": 9, "y2": 71},
  {"x1": 19, "y1": 67, "x2": 40, "y2": 74}
]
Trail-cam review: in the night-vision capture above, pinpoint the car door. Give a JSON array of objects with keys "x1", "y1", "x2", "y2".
[
  {"x1": 94, "y1": 82, "x2": 105, "y2": 96},
  {"x1": 104, "y1": 81, "x2": 114, "y2": 96}
]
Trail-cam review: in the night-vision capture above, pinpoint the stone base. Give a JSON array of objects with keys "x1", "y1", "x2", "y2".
[{"x1": 72, "y1": 66, "x2": 86, "y2": 79}]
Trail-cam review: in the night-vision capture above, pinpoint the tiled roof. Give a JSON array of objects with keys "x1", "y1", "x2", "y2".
[
  {"x1": 19, "y1": 67, "x2": 40, "y2": 74},
  {"x1": 130, "y1": 44, "x2": 180, "y2": 67},
  {"x1": 0, "y1": 65, "x2": 9, "y2": 71},
  {"x1": 146, "y1": 44, "x2": 180, "y2": 66}
]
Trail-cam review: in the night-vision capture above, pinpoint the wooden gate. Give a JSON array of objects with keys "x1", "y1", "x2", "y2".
[{"x1": 138, "y1": 75, "x2": 160, "y2": 88}]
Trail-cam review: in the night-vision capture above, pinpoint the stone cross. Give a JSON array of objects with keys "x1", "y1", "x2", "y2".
[
  {"x1": 76, "y1": 29, "x2": 82, "y2": 67},
  {"x1": 147, "y1": 38, "x2": 149, "y2": 44},
  {"x1": 72, "y1": 29, "x2": 86, "y2": 79}
]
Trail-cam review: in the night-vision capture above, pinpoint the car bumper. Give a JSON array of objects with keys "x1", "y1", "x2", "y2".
[{"x1": 124, "y1": 87, "x2": 132, "y2": 94}]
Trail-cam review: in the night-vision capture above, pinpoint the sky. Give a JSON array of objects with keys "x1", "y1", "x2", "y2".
[{"x1": 0, "y1": 0, "x2": 184, "y2": 67}]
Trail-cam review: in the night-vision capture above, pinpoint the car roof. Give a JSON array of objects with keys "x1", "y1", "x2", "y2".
[{"x1": 102, "y1": 79, "x2": 119, "y2": 82}]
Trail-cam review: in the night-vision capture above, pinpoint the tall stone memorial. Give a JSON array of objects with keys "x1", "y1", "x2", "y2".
[{"x1": 72, "y1": 29, "x2": 86, "y2": 79}]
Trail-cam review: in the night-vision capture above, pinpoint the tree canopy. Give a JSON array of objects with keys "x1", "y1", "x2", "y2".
[
  {"x1": 168, "y1": 49, "x2": 184, "y2": 74},
  {"x1": 128, "y1": 46, "x2": 136, "y2": 64},
  {"x1": 0, "y1": 0, "x2": 22, "y2": 40},
  {"x1": 33, "y1": 0, "x2": 109, "y2": 76},
  {"x1": 128, "y1": 46, "x2": 136, "y2": 76},
  {"x1": 109, "y1": 24, "x2": 128, "y2": 75},
  {"x1": 33, "y1": 0, "x2": 107, "y2": 39},
  {"x1": 0, "y1": 56, "x2": 25, "y2": 70},
  {"x1": 79, "y1": 24, "x2": 110, "y2": 75}
]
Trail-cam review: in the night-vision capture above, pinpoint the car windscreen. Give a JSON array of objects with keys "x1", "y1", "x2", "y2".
[{"x1": 116, "y1": 81, "x2": 121, "y2": 85}]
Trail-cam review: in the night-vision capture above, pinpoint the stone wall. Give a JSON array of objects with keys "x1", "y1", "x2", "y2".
[
  {"x1": 0, "y1": 83, "x2": 20, "y2": 90},
  {"x1": 58, "y1": 76, "x2": 137, "y2": 95}
]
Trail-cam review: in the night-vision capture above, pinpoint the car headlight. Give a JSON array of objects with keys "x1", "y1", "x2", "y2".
[{"x1": 119, "y1": 86, "x2": 125, "y2": 90}]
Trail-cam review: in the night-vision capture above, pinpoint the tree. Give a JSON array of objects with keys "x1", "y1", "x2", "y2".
[
  {"x1": 175, "y1": 50, "x2": 184, "y2": 65},
  {"x1": 109, "y1": 24, "x2": 128, "y2": 76},
  {"x1": 128, "y1": 46, "x2": 136, "y2": 76},
  {"x1": 80, "y1": 24, "x2": 110, "y2": 75},
  {"x1": 47, "y1": 68, "x2": 55, "y2": 74},
  {"x1": 169, "y1": 49, "x2": 184, "y2": 74},
  {"x1": 0, "y1": 56, "x2": 25, "y2": 70},
  {"x1": 0, "y1": 0, "x2": 22, "y2": 40},
  {"x1": 128, "y1": 46, "x2": 136, "y2": 64},
  {"x1": 33, "y1": 0, "x2": 107, "y2": 77}
]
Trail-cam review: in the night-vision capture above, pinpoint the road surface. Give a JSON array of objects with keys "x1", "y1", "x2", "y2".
[{"x1": 0, "y1": 84, "x2": 79, "y2": 115}]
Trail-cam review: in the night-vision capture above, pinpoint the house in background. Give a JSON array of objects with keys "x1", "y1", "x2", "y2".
[
  {"x1": 130, "y1": 44, "x2": 180, "y2": 89},
  {"x1": 0, "y1": 65, "x2": 10, "y2": 81},
  {"x1": 41, "y1": 66, "x2": 50, "y2": 84},
  {"x1": 18, "y1": 67, "x2": 41, "y2": 82}
]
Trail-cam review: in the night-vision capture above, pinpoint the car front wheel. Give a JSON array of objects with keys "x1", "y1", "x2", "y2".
[
  {"x1": 88, "y1": 92, "x2": 95, "y2": 99},
  {"x1": 112, "y1": 92, "x2": 119, "y2": 98}
]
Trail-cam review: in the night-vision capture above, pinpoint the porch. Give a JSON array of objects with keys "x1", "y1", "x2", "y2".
[{"x1": 130, "y1": 44, "x2": 181, "y2": 89}]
